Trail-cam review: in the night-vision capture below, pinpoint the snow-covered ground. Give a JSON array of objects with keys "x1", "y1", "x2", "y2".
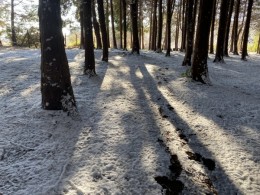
[{"x1": 0, "y1": 47, "x2": 259, "y2": 195}]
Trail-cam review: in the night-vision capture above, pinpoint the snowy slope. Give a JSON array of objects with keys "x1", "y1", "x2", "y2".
[{"x1": 0, "y1": 47, "x2": 259, "y2": 195}]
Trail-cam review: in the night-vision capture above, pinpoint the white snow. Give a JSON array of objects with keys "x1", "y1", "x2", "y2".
[{"x1": 0, "y1": 47, "x2": 259, "y2": 195}]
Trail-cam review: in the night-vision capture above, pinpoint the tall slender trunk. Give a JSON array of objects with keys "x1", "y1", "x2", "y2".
[
  {"x1": 238, "y1": 0, "x2": 247, "y2": 52},
  {"x1": 152, "y1": 0, "x2": 158, "y2": 51},
  {"x1": 156, "y1": 0, "x2": 163, "y2": 52},
  {"x1": 209, "y1": 0, "x2": 217, "y2": 54},
  {"x1": 180, "y1": 0, "x2": 186, "y2": 52},
  {"x1": 224, "y1": 0, "x2": 234, "y2": 56},
  {"x1": 92, "y1": 0, "x2": 102, "y2": 49},
  {"x1": 84, "y1": 0, "x2": 96, "y2": 74},
  {"x1": 241, "y1": 0, "x2": 253, "y2": 60},
  {"x1": 213, "y1": 0, "x2": 229, "y2": 63},
  {"x1": 80, "y1": 4, "x2": 85, "y2": 49},
  {"x1": 166, "y1": 0, "x2": 176, "y2": 56},
  {"x1": 11, "y1": 0, "x2": 17, "y2": 46},
  {"x1": 175, "y1": 0, "x2": 182, "y2": 51},
  {"x1": 122, "y1": 0, "x2": 127, "y2": 50},
  {"x1": 110, "y1": 0, "x2": 117, "y2": 49},
  {"x1": 149, "y1": 0, "x2": 154, "y2": 50},
  {"x1": 232, "y1": 0, "x2": 240, "y2": 54},
  {"x1": 119, "y1": 0, "x2": 123, "y2": 48},
  {"x1": 106, "y1": 0, "x2": 110, "y2": 48},
  {"x1": 97, "y1": 0, "x2": 109, "y2": 61},
  {"x1": 130, "y1": 1, "x2": 140, "y2": 54},
  {"x1": 182, "y1": 0, "x2": 196, "y2": 66}
]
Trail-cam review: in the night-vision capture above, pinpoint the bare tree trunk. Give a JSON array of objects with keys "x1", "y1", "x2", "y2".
[
  {"x1": 223, "y1": 0, "x2": 234, "y2": 56},
  {"x1": 122, "y1": 0, "x2": 127, "y2": 50},
  {"x1": 39, "y1": 0, "x2": 76, "y2": 111},
  {"x1": 166, "y1": 0, "x2": 175, "y2": 56},
  {"x1": 110, "y1": 0, "x2": 117, "y2": 49},
  {"x1": 209, "y1": 0, "x2": 217, "y2": 54},
  {"x1": 180, "y1": 0, "x2": 186, "y2": 52},
  {"x1": 175, "y1": 0, "x2": 182, "y2": 51},
  {"x1": 156, "y1": 0, "x2": 163, "y2": 52},
  {"x1": 80, "y1": 4, "x2": 85, "y2": 49},
  {"x1": 92, "y1": 0, "x2": 102, "y2": 49},
  {"x1": 97, "y1": 0, "x2": 109, "y2": 61},
  {"x1": 241, "y1": 0, "x2": 253, "y2": 60},
  {"x1": 130, "y1": 1, "x2": 140, "y2": 54},
  {"x1": 182, "y1": 0, "x2": 196, "y2": 66},
  {"x1": 232, "y1": 0, "x2": 240, "y2": 54},
  {"x1": 106, "y1": 0, "x2": 110, "y2": 48},
  {"x1": 119, "y1": 0, "x2": 123, "y2": 48},
  {"x1": 152, "y1": 0, "x2": 158, "y2": 51},
  {"x1": 149, "y1": 0, "x2": 154, "y2": 50},
  {"x1": 84, "y1": 0, "x2": 96, "y2": 74},
  {"x1": 213, "y1": 0, "x2": 229, "y2": 63},
  {"x1": 11, "y1": 0, "x2": 17, "y2": 46},
  {"x1": 192, "y1": 0, "x2": 214, "y2": 83}
]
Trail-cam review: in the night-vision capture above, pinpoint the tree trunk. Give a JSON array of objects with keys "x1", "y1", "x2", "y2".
[
  {"x1": 224, "y1": 0, "x2": 234, "y2": 56},
  {"x1": 106, "y1": 0, "x2": 110, "y2": 48},
  {"x1": 182, "y1": 0, "x2": 195, "y2": 66},
  {"x1": 156, "y1": 0, "x2": 163, "y2": 52},
  {"x1": 166, "y1": 0, "x2": 175, "y2": 56},
  {"x1": 209, "y1": 0, "x2": 217, "y2": 54},
  {"x1": 119, "y1": 0, "x2": 123, "y2": 49},
  {"x1": 110, "y1": 0, "x2": 117, "y2": 49},
  {"x1": 175, "y1": 0, "x2": 182, "y2": 51},
  {"x1": 232, "y1": 0, "x2": 240, "y2": 54},
  {"x1": 139, "y1": 0, "x2": 144, "y2": 49},
  {"x1": 149, "y1": 0, "x2": 154, "y2": 50},
  {"x1": 192, "y1": 0, "x2": 214, "y2": 83},
  {"x1": 213, "y1": 0, "x2": 229, "y2": 63},
  {"x1": 130, "y1": 1, "x2": 140, "y2": 54},
  {"x1": 92, "y1": 0, "x2": 102, "y2": 49},
  {"x1": 84, "y1": 0, "x2": 96, "y2": 74},
  {"x1": 97, "y1": 0, "x2": 109, "y2": 61},
  {"x1": 39, "y1": 0, "x2": 76, "y2": 112},
  {"x1": 122, "y1": 0, "x2": 127, "y2": 50},
  {"x1": 241, "y1": 0, "x2": 253, "y2": 60},
  {"x1": 180, "y1": 0, "x2": 186, "y2": 52},
  {"x1": 152, "y1": 0, "x2": 158, "y2": 51},
  {"x1": 11, "y1": 0, "x2": 17, "y2": 46},
  {"x1": 80, "y1": 4, "x2": 85, "y2": 49}
]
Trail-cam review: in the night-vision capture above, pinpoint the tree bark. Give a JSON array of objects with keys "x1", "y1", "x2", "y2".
[
  {"x1": 97, "y1": 0, "x2": 109, "y2": 61},
  {"x1": 192, "y1": 0, "x2": 214, "y2": 83},
  {"x1": 80, "y1": 3, "x2": 85, "y2": 49},
  {"x1": 232, "y1": 0, "x2": 240, "y2": 54},
  {"x1": 209, "y1": 0, "x2": 217, "y2": 54},
  {"x1": 92, "y1": 0, "x2": 102, "y2": 49},
  {"x1": 241, "y1": 0, "x2": 253, "y2": 60},
  {"x1": 11, "y1": 0, "x2": 17, "y2": 46},
  {"x1": 106, "y1": 0, "x2": 110, "y2": 48},
  {"x1": 180, "y1": 0, "x2": 186, "y2": 52},
  {"x1": 39, "y1": 0, "x2": 76, "y2": 111},
  {"x1": 130, "y1": 1, "x2": 140, "y2": 54},
  {"x1": 119, "y1": 0, "x2": 123, "y2": 49},
  {"x1": 110, "y1": 0, "x2": 117, "y2": 49},
  {"x1": 156, "y1": 0, "x2": 163, "y2": 52},
  {"x1": 224, "y1": 0, "x2": 234, "y2": 56},
  {"x1": 182, "y1": 0, "x2": 195, "y2": 66},
  {"x1": 152, "y1": 0, "x2": 158, "y2": 51},
  {"x1": 175, "y1": 0, "x2": 182, "y2": 51},
  {"x1": 84, "y1": 0, "x2": 96, "y2": 74},
  {"x1": 122, "y1": 0, "x2": 127, "y2": 50},
  {"x1": 166, "y1": 0, "x2": 175, "y2": 56},
  {"x1": 213, "y1": 0, "x2": 229, "y2": 63},
  {"x1": 149, "y1": 0, "x2": 154, "y2": 50}
]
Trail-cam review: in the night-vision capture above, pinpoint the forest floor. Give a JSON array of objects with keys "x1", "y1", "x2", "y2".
[{"x1": 0, "y1": 47, "x2": 259, "y2": 195}]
